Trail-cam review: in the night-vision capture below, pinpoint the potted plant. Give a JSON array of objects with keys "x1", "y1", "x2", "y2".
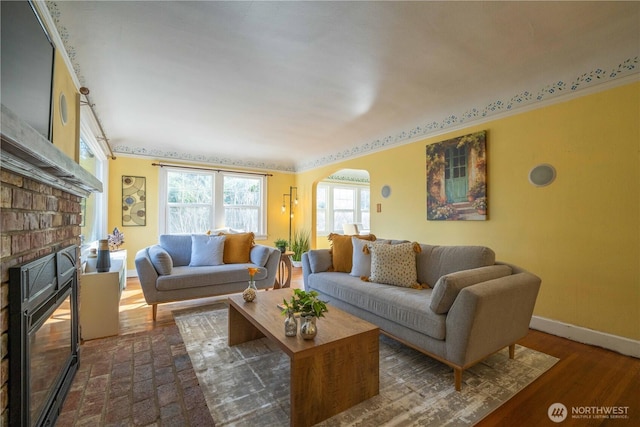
[
  {"x1": 274, "y1": 238, "x2": 288, "y2": 253},
  {"x1": 290, "y1": 229, "x2": 310, "y2": 268},
  {"x1": 281, "y1": 289, "x2": 329, "y2": 318},
  {"x1": 282, "y1": 289, "x2": 328, "y2": 339}
]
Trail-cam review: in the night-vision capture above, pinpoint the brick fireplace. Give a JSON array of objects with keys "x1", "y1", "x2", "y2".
[
  {"x1": 0, "y1": 170, "x2": 82, "y2": 425},
  {"x1": 1, "y1": 106, "x2": 102, "y2": 425}
]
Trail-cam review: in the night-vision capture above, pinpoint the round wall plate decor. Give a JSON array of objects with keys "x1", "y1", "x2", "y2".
[
  {"x1": 381, "y1": 185, "x2": 391, "y2": 198},
  {"x1": 529, "y1": 164, "x2": 556, "y2": 187}
]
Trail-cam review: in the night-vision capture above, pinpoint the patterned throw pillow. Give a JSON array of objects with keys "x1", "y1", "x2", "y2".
[{"x1": 366, "y1": 242, "x2": 419, "y2": 288}]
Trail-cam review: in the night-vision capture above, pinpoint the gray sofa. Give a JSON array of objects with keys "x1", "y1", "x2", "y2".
[
  {"x1": 302, "y1": 240, "x2": 541, "y2": 390},
  {"x1": 136, "y1": 234, "x2": 281, "y2": 320}
]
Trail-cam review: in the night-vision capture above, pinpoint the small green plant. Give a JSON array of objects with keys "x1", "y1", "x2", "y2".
[
  {"x1": 290, "y1": 229, "x2": 310, "y2": 262},
  {"x1": 274, "y1": 238, "x2": 288, "y2": 252},
  {"x1": 282, "y1": 289, "x2": 329, "y2": 318}
]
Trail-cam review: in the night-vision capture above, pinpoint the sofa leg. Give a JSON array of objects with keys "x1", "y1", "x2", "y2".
[
  {"x1": 509, "y1": 343, "x2": 515, "y2": 359},
  {"x1": 152, "y1": 304, "x2": 157, "y2": 321},
  {"x1": 454, "y1": 368, "x2": 463, "y2": 391}
]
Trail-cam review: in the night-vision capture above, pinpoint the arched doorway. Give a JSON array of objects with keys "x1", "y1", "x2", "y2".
[{"x1": 315, "y1": 169, "x2": 370, "y2": 240}]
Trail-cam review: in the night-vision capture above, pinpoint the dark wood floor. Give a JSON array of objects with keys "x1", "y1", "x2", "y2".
[{"x1": 118, "y1": 270, "x2": 640, "y2": 426}]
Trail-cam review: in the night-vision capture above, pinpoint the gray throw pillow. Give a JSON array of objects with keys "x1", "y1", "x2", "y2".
[
  {"x1": 189, "y1": 234, "x2": 226, "y2": 266},
  {"x1": 149, "y1": 245, "x2": 173, "y2": 275},
  {"x1": 430, "y1": 265, "x2": 512, "y2": 314},
  {"x1": 159, "y1": 234, "x2": 192, "y2": 267},
  {"x1": 307, "y1": 250, "x2": 332, "y2": 273},
  {"x1": 250, "y1": 245, "x2": 271, "y2": 267},
  {"x1": 350, "y1": 237, "x2": 372, "y2": 277}
]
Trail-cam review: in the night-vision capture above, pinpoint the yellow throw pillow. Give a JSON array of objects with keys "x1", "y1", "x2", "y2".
[
  {"x1": 220, "y1": 232, "x2": 255, "y2": 264},
  {"x1": 328, "y1": 233, "x2": 376, "y2": 273}
]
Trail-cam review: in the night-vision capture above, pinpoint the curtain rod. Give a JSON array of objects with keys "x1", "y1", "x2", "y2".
[
  {"x1": 79, "y1": 87, "x2": 116, "y2": 160},
  {"x1": 152, "y1": 162, "x2": 273, "y2": 177}
]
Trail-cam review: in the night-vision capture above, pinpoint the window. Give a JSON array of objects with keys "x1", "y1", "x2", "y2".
[
  {"x1": 166, "y1": 171, "x2": 213, "y2": 234},
  {"x1": 160, "y1": 167, "x2": 267, "y2": 237},
  {"x1": 316, "y1": 183, "x2": 370, "y2": 236},
  {"x1": 223, "y1": 175, "x2": 262, "y2": 233}
]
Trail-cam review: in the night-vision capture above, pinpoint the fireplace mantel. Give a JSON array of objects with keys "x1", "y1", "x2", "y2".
[{"x1": 0, "y1": 104, "x2": 103, "y2": 197}]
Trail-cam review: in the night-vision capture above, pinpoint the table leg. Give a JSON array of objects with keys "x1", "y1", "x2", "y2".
[
  {"x1": 289, "y1": 329, "x2": 379, "y2": 426},
  {"x1": 228, "y1": 303, "x2": 265, "y2": 346}
]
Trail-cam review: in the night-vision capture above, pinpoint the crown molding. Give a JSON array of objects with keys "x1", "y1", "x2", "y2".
[
  {"x1": 296, "y1": 64, "x2": 639, "y2": 172},
  {"x1": 43, "y1": 1, "x2": 638, "y2": 174},
  {"x1": 110, "y1": 148, "x2": 296, "y2": 174}
]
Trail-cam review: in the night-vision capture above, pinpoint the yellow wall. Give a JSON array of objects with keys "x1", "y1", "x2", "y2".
[
  {"x1": 51, "y1": 50, "x2": 79, "y2": 160},
  {"x1": 296, "y1": 82, "x2": 640, "y2": 341},
  {"x1": 107, "y1": 83, "x2": 638, "y2": 341},
  {"x1": 108, "y1": 157, "x2": 296, "y2": 271}
]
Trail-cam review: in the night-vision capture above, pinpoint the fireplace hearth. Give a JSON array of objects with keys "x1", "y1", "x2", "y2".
[{"x1": 9, "y1": 245, "x2": 80, "y2": 427}]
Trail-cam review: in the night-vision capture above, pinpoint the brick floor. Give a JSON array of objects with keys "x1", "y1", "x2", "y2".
[{"x1": 57, "y1": 325, "x2": 215, "y2": 426}]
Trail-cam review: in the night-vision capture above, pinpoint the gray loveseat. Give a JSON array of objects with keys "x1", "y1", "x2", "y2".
[
  {"x1": 136, "y1": 234, "x2": 281, "y2": 320},
  {"x1": 302, "y1": 239, "x2": 541, "y2": 390}
]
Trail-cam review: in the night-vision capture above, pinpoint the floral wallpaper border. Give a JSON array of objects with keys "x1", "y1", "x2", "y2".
[{"x1": 47, "y1": 2, "x2": 638, "y2": 173}]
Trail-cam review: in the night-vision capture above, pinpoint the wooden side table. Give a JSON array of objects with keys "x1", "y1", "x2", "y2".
[{"x1": 273, "y1": 250, "x2": 294, "y2": 289}]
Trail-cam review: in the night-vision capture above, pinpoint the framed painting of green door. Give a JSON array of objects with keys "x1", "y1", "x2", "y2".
[{"x1": 426, "y1": 131, "x2": 487, "y2": 221}]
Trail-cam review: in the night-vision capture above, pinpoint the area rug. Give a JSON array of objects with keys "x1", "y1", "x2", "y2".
[{"x1": 173, "y1": 303, "x2": 558, "y2": 426}]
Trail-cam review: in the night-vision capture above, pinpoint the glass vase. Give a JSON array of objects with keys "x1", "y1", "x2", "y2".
[
  {"x1": 242, "y1": 280, "x2": 258, "y2": 302},
  {"x1": 284, "y1": 309, "x2": 297, "y2": 337},
  {"x1": 300, "y1": 315, "x2": 317, "y2": 340}
]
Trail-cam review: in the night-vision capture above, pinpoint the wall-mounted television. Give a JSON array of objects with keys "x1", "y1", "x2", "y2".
[{"x1": 1, "y1": 0, "x2": 56, "y2": 141}]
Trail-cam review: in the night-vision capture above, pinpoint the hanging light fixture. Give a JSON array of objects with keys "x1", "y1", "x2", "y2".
[{"x1": 282, "y1": 186, "x2": 298, "y2": 245}]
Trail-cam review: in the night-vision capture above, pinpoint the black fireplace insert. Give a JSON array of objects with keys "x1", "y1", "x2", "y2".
[{"x1": 9, "y1": 245, "x2": 80, "y2": 427}]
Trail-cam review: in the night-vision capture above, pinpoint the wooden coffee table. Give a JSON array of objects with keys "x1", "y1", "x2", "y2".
[{"x1": 228, "y1": 289, "x2": 379, "y2": 427}]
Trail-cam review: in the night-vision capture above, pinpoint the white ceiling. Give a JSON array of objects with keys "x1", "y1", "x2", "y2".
[{"x1": 49, "y1": 1, "x2": 639, "y2": 172}]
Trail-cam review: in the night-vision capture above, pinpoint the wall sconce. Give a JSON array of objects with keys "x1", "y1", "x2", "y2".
[{"x1": 282, "y1": 186, "x2": 298, "y2": 245}]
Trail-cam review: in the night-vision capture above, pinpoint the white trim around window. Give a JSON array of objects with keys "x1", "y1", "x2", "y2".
[
  {"x1": 159, "y1": 166, "x2": 267, "y2": 239},
  {"x1": 316, "y1": 182, "x2": 370, "y2": 237}
]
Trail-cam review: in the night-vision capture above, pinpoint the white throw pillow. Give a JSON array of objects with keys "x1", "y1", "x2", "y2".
[{"x1": 189, "y1": 234, "x2": 226, "y2": 266}]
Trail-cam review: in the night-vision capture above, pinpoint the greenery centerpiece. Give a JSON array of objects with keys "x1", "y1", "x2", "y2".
[
  {"x1": 281, "y1": 289, "x2": 328, "y2": 339},
  {"x1": 281, "y1": 289, "x2": 328, "y2": 318}
]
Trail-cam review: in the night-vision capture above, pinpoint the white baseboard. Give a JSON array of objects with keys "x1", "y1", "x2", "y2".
[
  {"x1": 126, "y1": 269, "x2": 138, "y2": 278},
  {"x1": 530, "y1": 316, "x2": 640, "y2": 359}
]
